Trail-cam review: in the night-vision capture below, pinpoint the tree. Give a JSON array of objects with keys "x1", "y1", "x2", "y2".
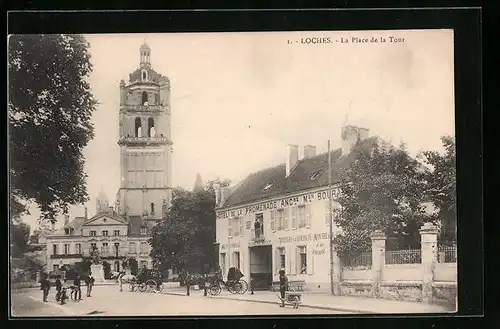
[
  {"x1": 419, "y1": 135, "x2": 456, "y2": 243},
  {"x1": 122, "y1": 257, "x2": 138, "y2": 275},
  {"x1": 9, "y1": 34, "x2": 97, "y2": 221},
  {"x1": 334, "y1": 142, "x2": 432, "y2": 254},
  {"x1": 10, "y1": 219, "x2": 31, "y2": 258},
  {"x1": 150, "y1": 186, "x2": 217, "y2": 274}
]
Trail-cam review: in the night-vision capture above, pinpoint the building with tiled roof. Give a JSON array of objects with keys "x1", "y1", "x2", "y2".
[
  {"x1": 45, "y1": 43, "x2": 173, "y2": 275},
  {"x1": 214, "y1": 125, "x2": 389, "y2": 291}
]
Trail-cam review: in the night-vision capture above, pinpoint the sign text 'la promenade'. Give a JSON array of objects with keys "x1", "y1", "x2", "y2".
[{"x1": 216, "y1": 188, "x2": 340, "y2": 220}]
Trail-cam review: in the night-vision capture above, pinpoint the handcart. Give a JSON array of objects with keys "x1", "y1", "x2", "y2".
[{"x1": 277, "y1": 290, "x2": 302, "y2": 309}]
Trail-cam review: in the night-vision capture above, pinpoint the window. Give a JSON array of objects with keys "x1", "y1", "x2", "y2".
[
  {"x1": 102, "y1": 230, "x2": 108, "y2": 236},
  {"x1": 263, "y1": 183, "x2": 273, "y2": 191},
  {"x1": 278, "y1": 247, "x2": 286, "y2": 272},
  {"x1": 129, "y1": 242, "x2": 136, "y2": 254},
  {"x1": 64, "y1": 244, "x2": 70, "y2": 255},
  {"x1": 310, "y1": 171, "x2": 321, "y2": 180},
  {"x1": 150, "y1": 203, "x2": 155, "y2": 215},
  {"x1": 135, "y1": 117, "x2": 142, "y2": 137},
  {"x1": 238, "y1": 217, "x2": 243, "y2": 235},
  {"x1": 102, "y1": 243, "x2": 109, "y2": 254},
  {"x1": 233, "y1": 252, "x2": 240, "y2": 269},
  {"x1": 114, "y1": 243, "x2": 120, "y2": 256},
  {"x1": 155, "y1": 93, "x2": 160, "y2": 105},
  {"x1": 140, "y1": 260, "x2": 148, "y2": 268},
  {"x1": 114, "y1": 230, "x2": 120, "y2": 236},
  {"x1": 141, "y1": 227, "x2": 147, "y2": 234},
  {"x1": 140, "y1": 242, "x2": 147, "y2": 254},
  {"x1": 142, "y1": 91, "x2": 148, "y2": 105},
  {"x1": 53, "y1": 264, "x2": 59, "y2": 271},
  {"x1": 76, "y1": 243, "x2": 81, "y2": 254},
  {"x1": 90, "y1": 243, "x2": 97, "y2": 254},
  {"x1": 277, "y1": 209, "x2": 288, "y2": 230},
  {"x1": 298, "y1": 205, "x2": 310, "y2": 228},
  {"x1": 298, "y1": 246, "x2": 307, "y2": 274},
  {"x1": 52, "y1": 244, "x2": 58, "y2": 255},
  {"x1": 245, "y1": 220, "x2": 251, "y2": 230},
  {"x1": 148, "y1": 118, "x2": 155, "y2": 137},
  {"x1": 228, "y1": 218, "x2": 233, "y2": 237},
  {"x1": 291, "y1": 206, "x2": 297, "y2": 229},
  {"x1": 90, "y1": 230, "x2": 96, "y2": 237},
  {"x1": 256, "y1": 213, "x2": 264, "y2": 236}
]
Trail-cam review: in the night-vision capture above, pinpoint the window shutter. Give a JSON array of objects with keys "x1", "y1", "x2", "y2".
[
  {"x1": 228, "y1": 219, "x2": 232, "y2": 237},
  {"x1": 274, "y1": 248, "x2": 279, "y2": 274},
  {"x1": 306, "y1": 204, "x2": 311, "y2": 227},
  {"x1": 291, "y1": 207, "x2": 297, "y2": 229},
  {"x1": 286, "y1": 246, "x2": 292, "y2": 275},
  {"x1": 291, "y1": 246, "x2": 297, "y2": 275},
  {"x1": 307, "y1": 246, "x2": 313, "y2": 274},
  {"x1": 271, "y1": 210, "x2": 276, "y2": 231},
  {"x1": 239, "y1": 217, "x2": 244, "y2": 235},
  {"x1": 284, "y1": 209, "x2": 289, "y2": 230}
]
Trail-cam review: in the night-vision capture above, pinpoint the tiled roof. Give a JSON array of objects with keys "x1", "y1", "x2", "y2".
[
  {"x1": 221, "y1": 137, "x2": 379, "y2": 208},
  {"x1": 51, "y1": 217, "x2": 86, "y2": 236}
]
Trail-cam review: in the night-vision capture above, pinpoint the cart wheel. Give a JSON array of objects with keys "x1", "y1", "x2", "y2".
[
  {"x1": 145, "y1": 280, "x2": 156, "y2": 292},
  {"x1": 237, "y1": 280, "x2": 248, "y2": 294},
  {"x1": 138, "y1": 283, "x2": 147, "y2": 292},
  {"x1": 209, "y1": 284, "x2": 221, "y2": 296}
]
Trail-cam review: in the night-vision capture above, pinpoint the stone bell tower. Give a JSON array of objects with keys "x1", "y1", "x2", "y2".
[{"x1": 116, "y1": 42, "x2": 173, "y2": 221}]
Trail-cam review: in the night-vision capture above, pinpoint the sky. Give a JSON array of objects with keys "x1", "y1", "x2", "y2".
[{"x1": 19, "y1": 29, "x2": 455, "y2": 230}]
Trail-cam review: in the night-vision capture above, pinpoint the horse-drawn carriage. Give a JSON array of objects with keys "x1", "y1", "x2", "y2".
[
  {"x1": 208, "y1": 267, "x2": 248, "y2": 296},
  {"x1": 125, "y1": 269, "x2": 164, "y2": 293}
]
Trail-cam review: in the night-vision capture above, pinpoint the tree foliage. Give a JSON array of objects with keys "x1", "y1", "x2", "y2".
[
  {"x1": 122, "y1": 257, "x2": 138, "y2": 275},
  {"x1": 419, "y1": 135, "x2": 456, "y2": 242},
  {"x1": 150, "y1": 185, "x2": 218, "y2": 273},
  {"x1": 334, "y1": 143, "x2": 433, "y2": 254},
  {"x1": 10, "y1": 219, "x2": 31, "y2": 258},
  {"x1": 9, "y1": 34, "x2": 97, "y2": 221}
]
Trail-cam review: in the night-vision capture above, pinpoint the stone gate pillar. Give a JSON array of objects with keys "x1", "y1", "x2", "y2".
[
  {"x1": 419, "y1": 223, "x2": 439, "y2": 303},
  {"x1": 370, "y1": 230, "x2": 386, "y2": 298}
]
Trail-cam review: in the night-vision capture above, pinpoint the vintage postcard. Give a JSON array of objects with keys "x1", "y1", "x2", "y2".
[{"x1": 9, "y1": 30, "x2": 456, "y2": 317}]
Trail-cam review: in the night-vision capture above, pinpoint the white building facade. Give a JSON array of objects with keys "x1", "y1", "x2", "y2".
[{"x1": 214, "y1": 126, "x2": 376, "y2": 291}]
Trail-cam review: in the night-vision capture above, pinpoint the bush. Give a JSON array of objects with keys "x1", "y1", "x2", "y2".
[{"x1": 103, "y1": 261, "x2": 112, "y2": 279}]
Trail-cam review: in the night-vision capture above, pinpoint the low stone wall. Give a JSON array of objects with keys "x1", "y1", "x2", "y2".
[
  {"x1": 340, "y1": 280, "x2": 373, "y2": 297},
  {"x1": 379, "y1": 281, "x2": 422, "y2": 302},
  {"x1": 432, "y1": 282, "x2": 457, "y2": 306},
  {"x1": 434, "y1": 263, "x2": 457, "y2": 282}
]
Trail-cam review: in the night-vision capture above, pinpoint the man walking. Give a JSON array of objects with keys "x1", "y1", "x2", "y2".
[
  {"x1": 39, "y1": 273, "x2": 51, "y2": 302},
  {"x1": 85, "y1": 272, "x2": 95, "y2": 297},
  {"x1": 55, "y1": 276, "x2": 62, "y2": 302},
  {"x1": 118, "y1": 271, "x2": 125, "y2": 292},
  {"x1": 73, "y1": 274, "x2": 82, "y2": 301},
  {"x1": 278, "y1": 269, "x2": 289, "y2": 308}
]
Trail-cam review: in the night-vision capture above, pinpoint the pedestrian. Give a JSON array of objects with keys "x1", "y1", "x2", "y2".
[
  {"x1": 85, "y1": 272, "x2": 95, "y2": 297},
  {"x1": 73, "y1": 274, "x2": 82, "y2": 301},
  {"x1": 118, "y1": 271, "x2": 124, "y2": 292},
  {"x1": 55, "y1": 276, "x2": 62, "y2": 302},
  {"x1": 278, "y1": 269, "x2": 288, "y2": 308},
  {"x1": 39, "y1": 273, "x2": 51, "y2": 302}
]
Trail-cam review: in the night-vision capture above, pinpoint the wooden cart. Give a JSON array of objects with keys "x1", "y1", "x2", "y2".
[{"x1": 277, "y1": 291, "x2": 302, "y2": 309}]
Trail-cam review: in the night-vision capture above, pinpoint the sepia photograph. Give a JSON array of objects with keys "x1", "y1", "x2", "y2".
[{"x1": 9, "y1": 30, "x2": 457, "y2": 317}]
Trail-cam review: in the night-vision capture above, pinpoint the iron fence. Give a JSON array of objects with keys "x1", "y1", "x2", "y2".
[
  {"x1": 385, "y1": 249, "x2": 422, "y2": 264},
  {"x1": 341, "y1": 252, "x2": 372, "y2": 267},
  {"x1": 438, "y1": 244, "x2": 457, "y2": 263}
]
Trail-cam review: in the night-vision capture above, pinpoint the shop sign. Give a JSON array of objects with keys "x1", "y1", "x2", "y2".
[
  {"x1": 278, "y1": 232, "x2": 330, "y2": 244},
  {"x1": 216, "y1": 188, "x2": 340, "y2": 219},
  {"x1": 313, "y1": 241, "x2": 326, "y2": 255},
  {"x1": 249, "y1": 239, "x2": 272, "y2": 247}
]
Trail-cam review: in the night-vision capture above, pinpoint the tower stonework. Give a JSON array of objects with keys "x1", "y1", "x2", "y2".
[{"x1": 117, "y1": 43, "x2": 173, "y2": 221}]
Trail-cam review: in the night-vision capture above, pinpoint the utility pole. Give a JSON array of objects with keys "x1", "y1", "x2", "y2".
[{"x1": 328, "y1": 140, "x2": 335, "y2": 296}]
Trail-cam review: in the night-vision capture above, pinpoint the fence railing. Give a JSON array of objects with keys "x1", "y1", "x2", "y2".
[
  {"x1": 438, "y1": 245, "x2": 457, "y2": 263},
  {"x1": 341, "y1": 252, "x2": 372, "y2": 268},
  {"x1": 385, "y1": 249, "x2": 422, "y2": 264}
]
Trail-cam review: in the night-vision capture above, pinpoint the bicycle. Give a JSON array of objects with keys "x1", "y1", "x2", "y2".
[{"x1": 69, "y1": 286, "x2": 82, "y2": 302}]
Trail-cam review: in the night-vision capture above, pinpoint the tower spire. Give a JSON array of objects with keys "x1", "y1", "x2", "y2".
[{"x1": 140, "y1": 41, "x2": 151, "y2": 66}]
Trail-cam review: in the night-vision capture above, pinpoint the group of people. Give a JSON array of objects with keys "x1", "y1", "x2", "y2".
[{"x1": 38, "y1": 272, "x2": 95, "y2": 303}]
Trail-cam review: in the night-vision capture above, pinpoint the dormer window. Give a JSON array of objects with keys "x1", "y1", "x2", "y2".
[
  {"x1": 64, "y1": 228, "x2": 69, "y2": 235},
  {"x1": 141, "y1": 69, "x2": 148, "y2": 81},
  {"x1": 141, "y1": 227, "x2": 147, "y2": 234},
  {"x1": 263, "y1": 183, "x2": 273, "y2": 191},
  {"x1": 310, "y1": 171, "x2": 321, "y2": 180}
]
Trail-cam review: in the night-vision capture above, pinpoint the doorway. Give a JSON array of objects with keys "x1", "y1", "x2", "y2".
[{"x1": 249, "y1": 245, "x2": 272, "y2": 290}]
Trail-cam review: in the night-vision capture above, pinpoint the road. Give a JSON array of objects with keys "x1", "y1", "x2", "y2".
[{"x1": 11, "y1": 285, "x2": 346, "y2": 317}]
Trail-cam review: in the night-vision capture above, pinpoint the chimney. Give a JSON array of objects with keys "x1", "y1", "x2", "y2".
[
  {"x1": 303, "y1": 145, "x2": 317, "y2": 158},
  {"x1": 64, "y1": 214, "x2": 69, "y2": 226},
  {"x1": 84, "y1": 207, "x2": 88, "y2": 219},
  {"x1": 285, "y1": 144, "x2": 299, "y2": 177},
  {"x1": 341, "y1": 125, "x2": 369, "y2": 156},
  {"x1": 213, "y1": 183, "x2": 221, "y2": 207},
  {"x1": 51, "y1": 221, "x2": 55, "y2": 231}
]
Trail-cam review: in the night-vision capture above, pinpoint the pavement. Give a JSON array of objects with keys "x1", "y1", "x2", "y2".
[{"x1": 10, "y1": 284, "x2": 454, "y2": 317}]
